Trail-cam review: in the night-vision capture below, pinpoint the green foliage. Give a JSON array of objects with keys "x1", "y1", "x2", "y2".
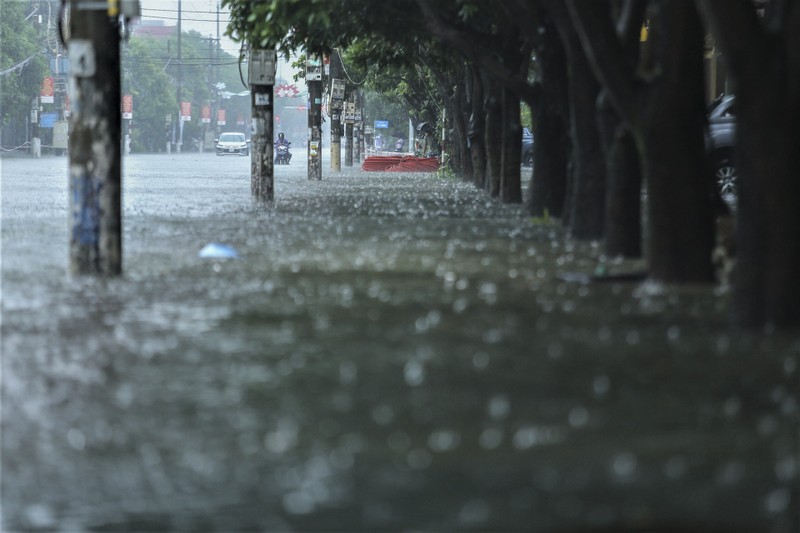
[
  {"x1": 222, "y1": 0, "x2": 453, "y2": 137},
  {"x1": 364, "y1": 91, "x2": 410, "y2": 141},
  {"x1": 521, "y1": 101, "x2": 532, "y2": 132},
  {"x1": 122, "y1": 31, "x2": 251, "y2": 151},
  {"x1": 0, "y1": 1, "x2": 49, "y2": 130},
  {"x1": 223, "y1": 0, "x2": 420, "y2": 55},
  {"x1": 436, "y1": 161, "x2": 456, "y2": 180},
  {"x1": 530, "y1": 209, "x2": 557, "y2": 226},
  {"x1": 121, "y1": 39, "x2": 174, "y2": 151}
]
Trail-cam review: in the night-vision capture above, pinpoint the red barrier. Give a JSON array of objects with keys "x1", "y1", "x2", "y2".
[{"x1": 362, "y1": 155, "x2": 440, "y2": 172}]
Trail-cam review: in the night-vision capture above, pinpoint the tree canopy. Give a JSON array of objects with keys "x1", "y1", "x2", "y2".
[{"x1": 0, "y1": 1, "x2": 49, "y2": 139}]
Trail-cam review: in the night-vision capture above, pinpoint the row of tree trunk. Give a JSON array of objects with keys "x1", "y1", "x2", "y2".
[{"x1": 417, "y1": 0, "x2": 800, "y2": 329}]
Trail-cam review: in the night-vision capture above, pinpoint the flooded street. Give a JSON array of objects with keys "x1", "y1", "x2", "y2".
[{"x1": 2, "y1": 153, "x2": 798, "y2": 532}]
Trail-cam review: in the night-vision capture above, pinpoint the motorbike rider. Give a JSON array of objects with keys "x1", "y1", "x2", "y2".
[{"x1": 274, "y1": 132, "x2": 292, "y2": 163}]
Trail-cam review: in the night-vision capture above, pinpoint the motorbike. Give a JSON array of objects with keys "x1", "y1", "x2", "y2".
[{"x1": 274, "y1": 142, "x2": 292, "y2": 164}]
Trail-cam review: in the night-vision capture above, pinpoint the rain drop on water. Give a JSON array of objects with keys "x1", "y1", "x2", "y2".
[
  {"x1": 568, "y1": 406, "x2": 589, "y2": 428},
  {"x1": 479, "y1": 428, "x2": 504, "y2": 450},
  {"x1": 611, "y1": 452, "x2": 637, "y2": 480},
  {"x1": 404, "y1": 360, "x2": 426, "y2": 386}
]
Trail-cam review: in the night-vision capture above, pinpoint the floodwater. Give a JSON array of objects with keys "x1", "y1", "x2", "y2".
[{"x1": 1, "y1": 153, "x2": 798, "y2": 532}]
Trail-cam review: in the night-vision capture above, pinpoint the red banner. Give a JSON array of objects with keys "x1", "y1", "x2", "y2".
[
  {"x1": 201, "y1": 105, "x2": 211, "y2": 124},
  {"x1": 217, "y1": 109, "x2": 226, "y2": 126}
]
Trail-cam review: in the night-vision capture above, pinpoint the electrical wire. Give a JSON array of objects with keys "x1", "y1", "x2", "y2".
[
  {"x1": 142, "y1": 7, "x2": 228, "y2": 15},
  {"x1": 334, "y1": 48, "x2": 367, "y2": 86}
]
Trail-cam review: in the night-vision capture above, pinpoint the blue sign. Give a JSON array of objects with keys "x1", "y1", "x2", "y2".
[
  {"x1": 374, "y1": 120, "x2": 389, "y2": 129},
  {"x1": 39, "y1": 113, "x2": 58, "y2": 128}
]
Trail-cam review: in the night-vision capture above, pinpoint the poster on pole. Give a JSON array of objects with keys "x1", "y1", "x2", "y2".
[
  {"x1": 331, "y1": 79, "x2": 345, "y2": 101},
  {"x1": 201, "y1": 105, "x2": 211, "y2": 124},
  {"x1": 40, "y1": 77, "x2": 54, "y2": 104},
  {"x1": 180, "y1": 102, "x2": 192, "y2": 121},
  {"x1": 122, "y1": 95, "x2": 133, "y2": 119},
  {"x1": 217, "y1": 109, "x2": 226, "y2": 126},
  {"x1": 306, "y1": 55, "x2": 322, "y2": 81}
]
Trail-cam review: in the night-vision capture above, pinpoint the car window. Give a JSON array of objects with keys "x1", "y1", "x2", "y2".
[
  {"x1": 220, "y1": 133, "x2": 243, "y2": 142},
  {"x1": 708, "y1": 96, "x2": 736, "y2": 119}
]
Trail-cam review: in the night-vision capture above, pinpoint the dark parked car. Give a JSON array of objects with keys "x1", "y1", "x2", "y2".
[
  {"x1": 707, "y1": 94, "x2": 737, "y2": 208},
  {"x1": 522, "y1": 127, "x2": 534, "y2": 167}
]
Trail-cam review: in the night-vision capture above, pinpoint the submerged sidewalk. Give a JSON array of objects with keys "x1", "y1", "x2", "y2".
[{"x1": 1, "y1": 154, "x2": 798, "y2": 532}]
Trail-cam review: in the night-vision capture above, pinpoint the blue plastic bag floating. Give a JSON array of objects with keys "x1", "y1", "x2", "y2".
[{"x1": 199, "y1": 243, "x2": 239, "y2": 259}]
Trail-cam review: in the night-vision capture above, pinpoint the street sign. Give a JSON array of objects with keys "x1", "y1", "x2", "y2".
[
  {"x1": 374, "y1": 120, "x2": 389, "y2": 129},
  {"x1": 39, "y1": 112, "x2": 58, "y2": 128}
]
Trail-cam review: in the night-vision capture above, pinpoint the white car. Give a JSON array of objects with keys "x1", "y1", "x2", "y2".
[{"x1": 215, "y1": 132, "x2": 250, "y2": 156}]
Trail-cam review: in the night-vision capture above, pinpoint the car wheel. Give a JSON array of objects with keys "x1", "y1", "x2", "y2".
[
  {"x1": 714, "y1": 155, "x2": 737, "y2": 210},
  {"x1": 523, "y1": 152, "x2": 533, "y2": 167}
]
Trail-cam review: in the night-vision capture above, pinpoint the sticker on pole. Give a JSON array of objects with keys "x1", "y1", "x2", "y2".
[
  {"x1": 70, "y1": 40, "x2": 96, "y2": 77},
  {"x1": 255, "y1": 93, "x2": 270, "y2": 106}
]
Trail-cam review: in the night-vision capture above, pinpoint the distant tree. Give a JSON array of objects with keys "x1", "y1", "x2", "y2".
[
  {"x1": 0, "y1": 1, "x2": 49, "y2": 146},
  {"x1": 123, "y1": 30, "x2": 248, "y2": 152},
  {"x1": 122, "y1": 39, "x2": 173, "y2": 152},
  {"x1": 415, "y1": 0, "x2": 529, "y2": 203},
  {"x1": 343, "y1": 39, "x2": 441, "y2": 136}
]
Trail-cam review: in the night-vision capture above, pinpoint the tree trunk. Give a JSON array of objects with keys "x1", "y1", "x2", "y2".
[
  {"x1": 597, "y1": 92, "x2": 641, "y2": 258},
  {"x1": 469, "y1": 67, "x2": 487, "y2": 190},
  {"x1": 484, "y1": 79, "x2": 503, "y2": 197},
  {"x1": 640, "y1": 3, "x2": 714, "y2": 282},
  {"x1": 568, "y1": 0, "x2": 715, "y2": 281},
  {"x1": 451, "y1": 79, "x2": 472, "y2": 182},
  {"x1": 500, "y1": 87, "x2": 522, "y2": 203},
  {"x1": 643, "y1": 122, "x2": 714, "y2": 281},
  {"x1": 561, "y1": 19, "x2": 606, "y2": 240},
  {"x1": 528, "y1": 16, "x2": 571, "y2": 217},
  {"x1": 698, "y1": 0, "x2": 800, "y2": 327},
  {"x1": 737, "y1": 97, "x2": 800, "y2": 326}
]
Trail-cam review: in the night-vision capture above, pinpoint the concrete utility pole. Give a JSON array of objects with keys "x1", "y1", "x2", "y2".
[
  {"x1": 176, "y1": 0, "x2": 183, "y2": 152},
  {"x1": 329, "y1": 51, "x2": 344, "y2": 172},
  {"x1": 354, "y1": 91, "x2": 363, "y2": 164},
  {"x1": 344, "y1": 97, "x2": 354, "y2": 167},
  {"x1": 306, "y1": 55, "x2": 323, "y2": 180},
  {"x1": 30, "y1": 97, "x2": 41, "y2": 158},
  {"x1": 68, "y1": 0, "x2": 123, "y2": 275},
  {"x1": 249, "y1": 48, "x2": 277, "y2": 201}
]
